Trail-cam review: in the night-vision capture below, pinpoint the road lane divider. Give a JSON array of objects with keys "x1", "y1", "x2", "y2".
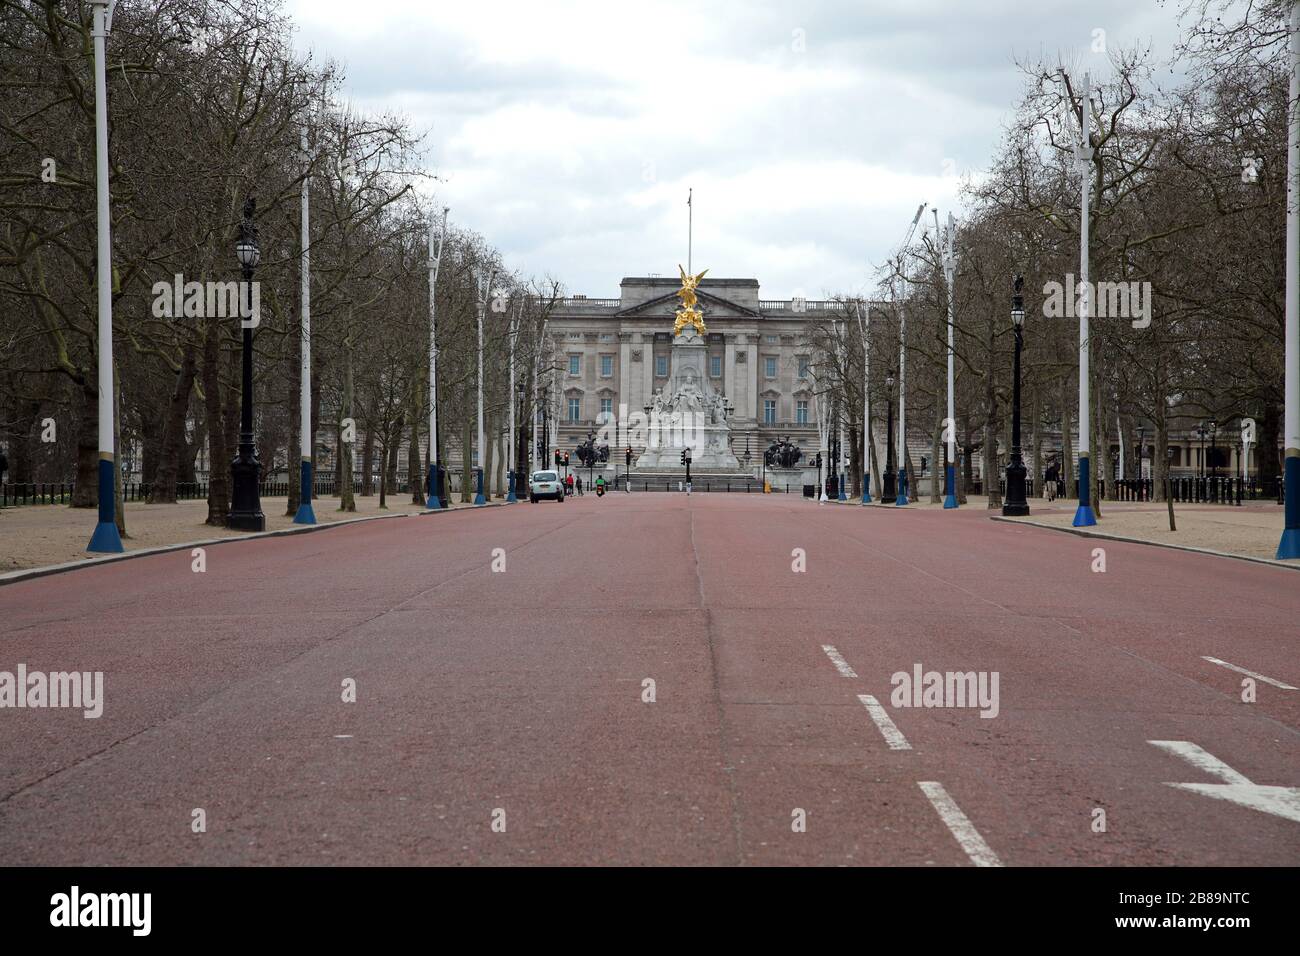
[
  {"x1": 821, "y1": 644, "x2": 858, "y2": 678},
  {"x1": 918, "y1": 781, "x2": 1003, "y2": 867},
  {"x1": 1200, "y1": 656, "x2": 1297, "y2": 690},
  {"x1": 857, "y1": 694, "x2": 911, "y2": 750}
]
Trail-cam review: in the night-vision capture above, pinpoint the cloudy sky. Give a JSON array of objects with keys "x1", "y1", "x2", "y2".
[{"x1": 284, "y1": 0, "x2": 1188, "y2": 300}]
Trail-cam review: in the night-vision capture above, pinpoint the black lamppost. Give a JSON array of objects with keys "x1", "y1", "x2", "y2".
[
  {"x1": 883, "y1": 373, "x2": 896, "y2": 500},
  {"x1": 228, "y1": 198, "x2": 265, "y2": 531},
  {"x1": 1002, "y1": 276, "x2": 1029, "y2": 516},
  {"x1": 1210, "y1": 420, "x2": 1219, "y2": 479},
  {"x1": 1197, "y1": 423, "x2": 1207, "y2": 478}
]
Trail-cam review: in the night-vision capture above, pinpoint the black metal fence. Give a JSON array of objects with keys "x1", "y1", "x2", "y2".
[{"x1": 0, "y1": 477, "x2": 419, "y2": 507}]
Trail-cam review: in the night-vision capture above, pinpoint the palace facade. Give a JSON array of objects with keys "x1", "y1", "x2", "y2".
[{"x1": 547, "y1": 276, "x2": 847, "y2": 467}]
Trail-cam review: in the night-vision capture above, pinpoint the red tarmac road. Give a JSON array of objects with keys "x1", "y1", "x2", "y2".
[{"x1": 0, "y1": 493, "x2": 1297, "y2": 865}]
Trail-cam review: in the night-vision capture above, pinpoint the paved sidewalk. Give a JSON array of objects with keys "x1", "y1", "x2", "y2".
[{"x1": 0, "y1": 494, "x2": 494, "y2": 573}]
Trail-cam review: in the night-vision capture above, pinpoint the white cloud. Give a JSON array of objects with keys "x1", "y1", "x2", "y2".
[{"x1": 285, "y1": 0, "x2": 1185, "y2": 297}]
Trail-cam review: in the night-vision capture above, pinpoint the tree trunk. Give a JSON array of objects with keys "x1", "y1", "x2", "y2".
[
  {"x1": 461, "y1": 409, "x2": 473, "y2": 503},
  {"x1": 409, "y1": 407, "x2": 422, "y2": 504},
  {"x1": 930, "y1": 419, "x2": 941, "y2": 503},
  {"x1": 340, "y1": 342, "x2": 356, "y2": 512},
  {"x1": 72, "y1": 375, "x2": 98, "y2": 507},
  {"x1": 361, "y1": 429, "x2": 375, "y2": 496},
  {"x1": 385, "y1": 414, "x2": 403, "y2": 494},
  {"x1": 1031, "y1": 391, "x2": 1043, "y2": 498},
  {"x1": 1060, "y1": 374, "x2": 1075, "y2": 499},
  {"x1": 286, "y1": 338, "x2": 300, "y2": 516},
  {"x1": 149, "y1": 343, "x2": 197, "y2": 504},
  {"x1": 202, "y1": 317, "x2": 230, "y2": 525}
]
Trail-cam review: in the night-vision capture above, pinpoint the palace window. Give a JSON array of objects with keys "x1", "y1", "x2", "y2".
[
  {"x1": 568, "y1": 397, "x2": 581, "y2": 422},
  {"x1": 600, "y1": 397, "x2": 613, "y2": 417},
  {"x1": 600, "y1": 354, "x2": 613, "y2": 377},
  {"x1": 656, "y1": 355, "x2": 668, "y2": 377},
  {"x1": 764, "y1": 356, "x2": 778, "y2": 378},
  {"x1": 710, "y1": 355, "x2": 722, "y2": 377},
  {"x1": 568, "y1": 354, "x2": 581, "y2": 376},
  {"x1": 796, "y1": 400, "x2": 808, "y2": 424},
  {"x1": 798, "y1": 357, "x2": 810, "y2": 378},
  {"x1": 764, "y1": 399, "x2": 776, "y2": 424}
]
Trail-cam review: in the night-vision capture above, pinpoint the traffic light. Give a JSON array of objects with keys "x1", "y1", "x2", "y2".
[
  {"x1": 625, "y1": 446, "x2": 632, "y2": 467},
  {"x1": 563, "y1": 452, "x2": 570, "y2": 466},
  {"x1": 680, "y1": 450, "x2": 687, "y2": 466},
  {"x1": 554, "y1": 450, "x2": 561, "y2": 467}
]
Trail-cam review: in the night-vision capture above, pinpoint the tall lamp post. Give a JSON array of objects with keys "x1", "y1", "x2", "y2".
[
  {"x1": 294, "y1": 120, "x2": 316, "y2": 525},
  {"x1": 854, "y1": 301, "x2": 873, "y2": 504},
  {"x1": 516, "y1": 379, "x2": 528, "y2": 500},
  {"x1": 883, "y1": 374, "x2": 896, "y2": 500},
  {"x1": 506, "y1": 301, "x2": 519, "y2": 503},
  {"x1": 942, "y1": 213, "x2": 959, "y2": 509},
  {"x1": 427, "y1": 208, "x2": 448, "y2": 509},
  {"x1": 1280, "y1": 0, "x2": 1300, "y2": 558},
  {"x1": 1002, "y1": 276, "x2": 1030, "y2": 516},
  {"x1": 86, "y1": 0, "x2": 123, "y2": 553},
  {"x1": 1210, "y1": 420, "x2": 1219, "y2": 479},
  {"x1": 228, "y1": 199, "x2": 265, "y2": 532},
  {"x1": 474, "y1": 268, "x2": 495, "y2": 505},
  {"x1": 1197, "y1": 423, "x2": 1207, "y2": 479}
]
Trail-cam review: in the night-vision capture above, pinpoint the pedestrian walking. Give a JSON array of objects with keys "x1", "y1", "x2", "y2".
[{"x1": 576, "y1": 475, "x2": 584, "y2": 496}]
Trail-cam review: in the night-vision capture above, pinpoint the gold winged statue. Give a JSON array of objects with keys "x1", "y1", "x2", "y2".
[{"x1": 673, "y1": 265, "x2": 709, "y2": 337}]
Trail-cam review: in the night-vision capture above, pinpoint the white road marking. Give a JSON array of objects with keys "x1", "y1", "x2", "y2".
[
  {"x1": 857, "y1": 694, "x2": 911, "y2": 750},
  {"x1": 821, "y1": 644, "x2": 858, "y2": 678},
  {"x1": 918, "y1": 781, "x2": 1003, "y2": 867},
  {"x1": 1200, "y1": 656, "x2": 1297, "y2": 690},
  {"x1": 1149, "y1": 740, "x2": 1300, "y2": 824},
  {"x1": 334, "y1": 735, "x2": 353, "y2": 739},
  {"x1": 1149, "y1": 740, "x2": 1250, "y2": 783}
]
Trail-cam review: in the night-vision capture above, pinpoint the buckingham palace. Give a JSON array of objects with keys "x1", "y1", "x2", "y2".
[{"x1": 547, "y1": 275, "x2": 848, "y2": 470}]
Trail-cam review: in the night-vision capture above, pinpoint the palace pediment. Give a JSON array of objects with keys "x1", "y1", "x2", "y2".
[{"x1": 616, "y1": 289, "x2": 760, "y2": 320}]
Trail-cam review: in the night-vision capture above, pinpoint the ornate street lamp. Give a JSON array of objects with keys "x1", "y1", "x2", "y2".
[
  {"x1": 228, "y1": 198, "x2": 265, "y2": 531},
  {"x1": 1002, "y1": 276, "x2": 1030, "y2": 516}
]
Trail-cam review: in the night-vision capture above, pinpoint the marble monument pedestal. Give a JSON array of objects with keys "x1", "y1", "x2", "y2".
[{"x1": 632, "y1": 326, "x2": 743, "y2": 474}]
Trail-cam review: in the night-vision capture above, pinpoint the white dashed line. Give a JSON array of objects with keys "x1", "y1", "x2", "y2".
[
  {"x1": 918, "y1": 781, "x2": 1003, "y2": 867},
  {"x1": 1201, "y1": 656, "x2": 1297, "y2": 690},
  {"x1": 856, "y1": 694, "x2": 911, "y2": 750},
  {"x1": 334, "y1": 735, "x2": 354, "y2": 739},
  {"x1": 821, "y1": 644, "x2": 858, "y2": 678}
]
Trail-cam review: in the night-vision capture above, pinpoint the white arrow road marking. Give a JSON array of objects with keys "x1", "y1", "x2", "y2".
[
  {"x1": 857, "y1": 694, "x2": 911, "y2": 750},
  {"x1": 1200, "y1": 656, "x2": 1297, "y2": 690},
  {"x1": 918, "y1": 782, "x2": 1003, "y2": 867},
  {"x1": 1149, "y1": 740, "x2": 1300, "y2": 824},
  {"x1": 821, "y1": 644, "x2": 858, "y2": 678}
]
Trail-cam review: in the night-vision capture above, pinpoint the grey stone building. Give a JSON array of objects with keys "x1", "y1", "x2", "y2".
[{"x1": 547, "y1": 276, "x2": 848, "y2": 470}]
